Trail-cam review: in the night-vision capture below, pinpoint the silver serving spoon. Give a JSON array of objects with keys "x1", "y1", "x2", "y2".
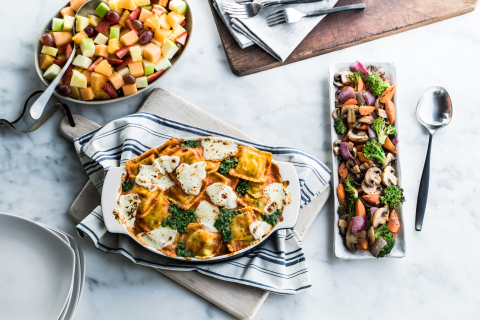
[
  {"x1": 30, "y1": 0, "x2": 106, "y2": 120},
  {"x1": 415, "y1": 86, "x2": 453, "y2": 231}
]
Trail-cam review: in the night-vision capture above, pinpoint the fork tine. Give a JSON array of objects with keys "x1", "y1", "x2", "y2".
[
  {"x1": 229, "y1": 14, "x2": 250, "y2": 18},
  {"x1": 224, "y1": 8, "x2": 247, "y2": 14},
  {"x1": 266, "y1": 14, "x2": 285, "y2": 24},
  {"x1": 267, "y1": 18, "x2": 287, "y2": 27},
  {"x1": 266, "y1": 10, "x2": 284, "y2": 18},
  {"x1": 223, "y1": 3, "x2": 244, "y2": 8}
]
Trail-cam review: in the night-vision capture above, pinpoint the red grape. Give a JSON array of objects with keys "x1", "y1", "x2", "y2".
[
  {"x1": 84, "y1": 26, "x2": 97, "y2": 38},
  {"x1": 106, "y1": 11, "x2": 120, "y2": 23},
  {"x1": 57, "y1": 85, "x2": 72, "y2": 96},
  {"x1": 123, "y1": 75, "x2": 136, "y2": 84},
  {"x1": 139, "y1": 30, "x2": 153, "y2": 45},
  {"x1": 42, "y1": 33, "x2": 56, "y2": 47},
  {"x1": 131, "y1": 20, "x2": 144, "y2": 31}
]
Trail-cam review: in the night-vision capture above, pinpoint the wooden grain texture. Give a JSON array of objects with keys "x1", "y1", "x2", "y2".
[
  {"x1": 209, "y1": 0, "x2": 478, "y2": 76},
  {"x1": 60, "y1": 88, "x2": 331, "y2": 320}
]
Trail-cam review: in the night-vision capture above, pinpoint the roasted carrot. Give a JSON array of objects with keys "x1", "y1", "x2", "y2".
[
  {"x1": 357, "y1": 152, "x2": 371, "y2": 163},
  {"x1": 387, "y1": 209, "x2": 400, "y2": 233},
  {"x1": 359, "y1": 106, "x2": 375, "y2": 115},
  {"x1": 343, "y1": 98, "x2": 358, "y2": 106},
  {"x1": 348, "y1": 220, "x2": 352, "y2": 230},
  {"x1": 385, "y1": 78, "x2": 391, "y2": 85},
  {"x1": 383, "y1": 136, "x2": 397, "y2": 154},
  {"x1": 379, "y1": 84, "x2": 397, "y2": 103},
  {"x1": 338, "y1": 162, "x2": 349, "y2": 181},
  {"x1": 355, "y1": 199, "x2": 366, "y2": 216},
  {"x1": 337, "y1": 184, "x2": 347, "y2": 207},
  {"x1": 358, "y1": 124, "x2": 368, "y2": 131},
  {"x1": 357, "y1": 241, "x2": 368, "y2": 250},
  {"x1": 355, "y1": 144, "x2": 365, "y2": 152},
  {"x1": 385, "y1": 100, "x2": 396, "y2": 124},
  {"x1": 362, "y1": 194, "x2": 380, "y2": 205},
  {"x1": 356, "y1": 185, "x2": 363, "y2": 195},
  {"x1": 342, "y1": 134, "x2": 349, "y2": 142},
  {"x1": 357, "y1": 76, "x2": 364, "y2": 92}
]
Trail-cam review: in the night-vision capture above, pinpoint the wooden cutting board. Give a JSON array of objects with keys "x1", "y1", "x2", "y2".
[
  {"x1": 209, "y1": 0, "x2": 478, "y2": 76},
  {"x1": 60, "y1": 88, "x2": 331, "y2": 320}
]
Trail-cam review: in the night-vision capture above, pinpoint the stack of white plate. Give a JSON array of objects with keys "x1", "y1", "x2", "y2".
[{"x1": 0, "y1": 213, "x2": 85, "y2": 320}]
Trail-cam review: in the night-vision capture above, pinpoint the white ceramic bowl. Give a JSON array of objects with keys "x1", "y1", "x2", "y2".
[
  {"x1": 101, "y1": 137, "x2": 301, "y2": 262},
  {"x1": 34, "y1": 1, "x2": 195, "y2": 104},
  {"x1": 329, "y1": 62, "x2": 406, "y2": 259}
]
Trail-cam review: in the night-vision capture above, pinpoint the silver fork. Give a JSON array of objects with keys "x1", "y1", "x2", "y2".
[
  {"x1": 266, "y1": 3, "x2": 366, "y2": 26},
  {"x1": 223, "y1": 0, "x2": 324, "y2": 19}
]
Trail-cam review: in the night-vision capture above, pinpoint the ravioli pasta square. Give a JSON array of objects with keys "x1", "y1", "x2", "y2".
[
  {"x1": 227, "y1": 208, "x2": 259, "y2": 252},
  {"x1": 229, "y1": 146, "x2": 273, "y2": 183},
  {"x1": 181, "y1": 223, "x2": 223, "y2": 258}
]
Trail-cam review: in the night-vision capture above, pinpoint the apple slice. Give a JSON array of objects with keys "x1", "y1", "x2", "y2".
[
  {"x1": 43, "y1": 64, "x2": 62, "y2": 80},
  {"x1": 94, "y1": 3, "x2": 110, "y2": 18},
  {"x1": 169, "y1": 0, "x2": 187, "y2": 14},
  {"x1": 72, "y1": 55, "x2": 93, "y2": 69},
  {"x1": 52, "y1": 18, "x2": 64, "y2": 32},
  {"x1": 80, "y1": 38, "x2": 96, "y2": 57},
  {"x1": 110, "y1": 27, "x2": 120, "y2": 40},
  {"x1": 152, "y1": 5, "x2": 167, "y2": 15},
  {"x1": 63, "y1": 15, "x2": 75, "y2": 31},
  {"x1": 142, "y1": 60, "x2": 154, "y2": 76},
  {"x1": 154, "y1": 56, "x2": 171, "y2": 72},
  {"x1": 94, "y1": 33, "x2": 109, "y2": 45},
  {"x1": 41, "y1": 46, "x2": 58, "y2": 57},
  {"x1": 161, "y1": 40, "x2": 178, "y2": 59},
  {"x1": 117, "y1": 67, "x2": 130, "y2": 77},
  {"x1": 76, "y1": 16, "x2": 90, "y2": 32},
  {"x1": 135, "y1": 76, "x2": 148, "y2": 89},
  {"x1": 129, "y1": 46, "x2": 143, "y2": 62},
  {"x1": 70, "y1": 70, "x2": 88, "y2": 88}
]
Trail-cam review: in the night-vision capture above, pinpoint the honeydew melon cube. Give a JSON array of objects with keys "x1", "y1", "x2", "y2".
[
  {"x1": 129, "y1": 46, "x2": 143, "y2": 62},
  {"x1": 70, "y1": 69, "x2": 88, "y2": 88},
  {"x1": 117, "y1": 67, "x2": 130, "y2": 77},
  {"x1": 161, "y1": 40, "x2": 178, "y2": 59},
  {"x1": 154, "y1": 56, "x2": 171, "y2": 72},
  {"x1": 110, "y1": 27, "x2": 120, "y2": 40},
  {"x1": 43, "y1": 64, "x2": 62, "y2": 80},
  {"x1": 94, "y1": 33, "x2": 109, "y2": 45},
  {"x1": 76, "y1": 16, "x2": 90, "y2": 32},
  {"x1": 52, "y1": 18, "x2": 64, "y2": 32},
  {"x1": 169, "y1": 0, "x2": 187, "y2": 14},
  {"x1": 63, "y1": 15, "x2": 75, "y2": 31},
  {"x1": 41, "y1": 45, "x2": 58, "y2": 57},
  {"x1": 95, "y1": 3, "x2": 110, "y2": 18},
  {"x1": 72, "y1": 55, "x2": 93, "y2": 69},
  {"x1": 108, "y1": 0, "x2": 123, "y2": 14},
  {"x1": 88, "y1": 14, "x2": 103, "y2": 27},
  {"x1": 80, "y1": 38, "x2": 96, "y2": 57},
  {"x1": 143, "y1": 60, "x2": 154, "y2": 76},
  {"x1": 136, "y1": 76, "x2": 148, "y2": 88}
]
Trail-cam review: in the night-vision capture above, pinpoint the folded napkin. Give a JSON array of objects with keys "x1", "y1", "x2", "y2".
[
  {"x1": 213, "y1": 0, "x2": 339, "y2": 62},
  {"x1": 74, "y1": 112, "x2": 331, "y2": 295}
]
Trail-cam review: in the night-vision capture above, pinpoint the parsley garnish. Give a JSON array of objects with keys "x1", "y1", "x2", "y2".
[
  {"x1": 235, "y1": 179, "x2": 249, "y2": 197},
  {"x1": 122, "y1": 180, "x2": 134, "y2": 192},
  {"x1": 218, "y1": 157, "x2": 238, "y2": 176},
  {"x1": 179, "y1": 140, "x2": 199, "y2": 149},
  {"x1": 262, "y1": 209, "x2": 282, "y2": 225},
  {"x1": 176, "y1": 241, "x2": 194, "y2": 257},
  {"x1": 214, "y1": 206, "x2": 241, "y2": 243},
  {"x1": 162, "y1": 204, "x2": 196, "y2": 234}
]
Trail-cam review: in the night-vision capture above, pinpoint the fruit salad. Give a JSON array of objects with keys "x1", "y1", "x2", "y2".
[{"x1": 38, "y1": 0, "x2": 189, "y2": 101}]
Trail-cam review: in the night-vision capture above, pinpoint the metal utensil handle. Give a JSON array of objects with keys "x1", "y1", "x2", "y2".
[
  {"x1": 29, "y1": 47, "x2": 77, "y2": 120},
  {"x1": 415, "y1": 132, "x2": 433, "y2": 231},
  {"x1": 263, "y1": 0, "x2": 324, "y2": 7},
  {"x1": 304, "y1": 3, "x2": 366, "y2": 17}
]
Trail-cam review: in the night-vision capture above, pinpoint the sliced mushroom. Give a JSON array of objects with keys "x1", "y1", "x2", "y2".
[
  {"x1": 381, "y1": 153, "x2": 396, "y2": 169},
  {"x1": 382, "y1": 166, "x2": 398, "y2": 186},
  {"x1": 375, "y1": 98, "x2": 385, "y2": 110},
  {"x1": 367, "y1": 226, "x2": 375, "y2": 245},
  {"x1": 345, "y1": 229, "x2": 367, "y2": 252},
  {"x1": 362, "y1": 180, "x2": 383, "y2": 194},
  {"x1": 341, "y1": 105, "x2": 359, "y2": 124},
  {"x1": 333, "y1": 70, "x2": 353, "y2": 87},
  {"x1": 377, "y1": 108, "x2": 388, "y2": 119},
  {"x1": 372, "y1": 206, "x2": 389, "y2": 228},
  {"x1": 333, "y1": 140, "x2": 341, "y2": 156},
  {"x1": 332, "y1": 108, "x2": 341, "y2": 119},
  {"x1": 358, "y1": 116, "x2": 374, "y2": 124},
  {"x1": 346, "y1": 159, "x2": 361, "y2": 174},
  {"x1": 367, "y1": 65, "x2": 378, "y2": 75},
  {"x1": 347, "y1": 130, "x2": 369, "y2": 143},
  {"x1": 338, "y1": 214, "x2": 351, "y2": 234},
  {"x1": 365, "y1": 167, "x2": 382, "y2": 187},
  {"x1": 359, "y1": 162, "x2": 372, "y2": 171},
  {"x1": 376, "y1": 68, "x2": 386, "y2": 79}
]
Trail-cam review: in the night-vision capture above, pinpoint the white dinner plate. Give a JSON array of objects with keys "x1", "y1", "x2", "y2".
[{"x1": 0, "y1": 213, "x2": 75, "y2": 320}]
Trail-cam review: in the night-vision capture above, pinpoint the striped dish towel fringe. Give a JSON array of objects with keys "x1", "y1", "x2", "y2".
[{"x1": 74, "y1": 112, "x2": 331, "y2": 295}]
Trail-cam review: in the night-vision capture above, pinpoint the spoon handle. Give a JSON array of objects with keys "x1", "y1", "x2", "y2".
[{"x1": 415, "y1": 132, "x2": 433, "y2": 231}]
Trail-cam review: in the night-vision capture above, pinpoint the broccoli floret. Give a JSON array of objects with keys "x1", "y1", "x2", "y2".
[
  {"x1": 348, "y1": 71, "x2": 366, "y2": 86},
  {"x1": 345, "y1": 192, "x2": 357, "y2": 217},
  {"x1": 381, "y1": 185, "x2": 405, "y2": 209},
  {"x1": 362, "y1": 138, "x2": 387, "y2": 165},
  {"x1": 374, "y1": 225, "x2": 395, "y2": 258},
  {"x1": 371, "y1": 117, "x2": 387, "y2": 144},
  {"x1": 385, "y1": 124, "x2": 397, "y2": 137},
  {"x1": 343, "y1": 175, "x2": 358, "y2": 199},
  {"x1": 364, "y1": 74, "x2": 390, "y2": 97},
  {"x1": 337, "y1": 205, "x2": 346, "y2": 216},
  {"x1": 334, "y1": 118, "x2": 347, "y2": 134}
]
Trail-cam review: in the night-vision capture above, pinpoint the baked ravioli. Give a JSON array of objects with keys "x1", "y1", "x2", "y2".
[{"x1": 115, "y1": 137, "x2": 293, "y2": 259}]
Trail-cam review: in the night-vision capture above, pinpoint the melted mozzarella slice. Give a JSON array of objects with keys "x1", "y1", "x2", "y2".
[
  {"x1": 157, "y1": 175, "x2": 175, "y2": 191},
  {"x1": 135, "y1": 161, "x2": 176, "y2": 191},
  {"x1": 118, "y1": 194, "x2": 140, "y2": 228},
  {"x1": 206, "y1": 183, "x2": 237, "y2": 209},
  {"x1": 263, "y1": 183, "x2": 292, "y2": 215},
  {"x1": 154, "y1": 156, "x2": 180, "y2": 174},
  {"x1": 175, "y1": 162, "x2": 207, "y2": 195},
  {"x1": 201, "y1": 137, "x2": 238, "y2": 161},
  {"x1": 137, "y1": 227, "x2": 177, "y2": 250},
  {"x1": 196, "y1": 201, "x2": 220, "y2": 232},
  {"x1": 249, "y1": 220, "x2": 272, "y2": 240}
]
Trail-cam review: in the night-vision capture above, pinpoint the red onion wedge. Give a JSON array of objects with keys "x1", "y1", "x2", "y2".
[
  {"x1": 370, "y1": 207, "x2": 379, "y2": 219},
  {"x1": 355, "y1": 91, "x2": 366, "y2": 105},
  {"x1": 350, "y1": 61, "x2": 369, "y2": 76},
  {"x1": 370, "y1": 236, "x2": 387, "y2": 257},
  {"x1": 338, "y1": 87, "x2": 355, "y2": 103},
  {"x1": 363, "y1": 91, "x2": 376, "y2": 106},
  {"x1": 391, "y1": 136, "x2": 399, "y2": 145},
  {"x1": 367, "y1": 124, "x2": 377, "y2": 139},
  {"x1": 352, "y1": 216, "x2": 367, "y2": 233},
  {"x1": 339, "y1": 142, "x2": 353, "y2": 161}
]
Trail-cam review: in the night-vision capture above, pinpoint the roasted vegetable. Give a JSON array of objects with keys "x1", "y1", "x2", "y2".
[
  {"x1": 343, "y1": 175, "x2": 358, "y2": 198},
  {"x1": 371, "y1": 117, "x2": 388, "y2": 144},
  {"x1": 380, "y1": 185, "x2": 405, "y2": 209},
  {"x1": 364, "y1": 73, "x2": 390, "y2": 97},
  {"x1": 385, "y1": 124, "x2": 397, "y2": 137},
  {"x1": 337, "y1": 205, "x2": 347, "y2": 216},
  {"x1": 362, "y1": 138, "x2": 387, "y2": 165},
  {"x1": 373, "y1": 224, "x2": 395, "y2": 258},
  {"x1": 334, "y1": 117, "x2": 347, "y2": 134}
]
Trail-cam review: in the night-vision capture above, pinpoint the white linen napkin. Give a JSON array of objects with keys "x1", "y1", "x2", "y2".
[
  {"x1": 73, "y1": 112, "x2": 331, "y2": 295},
  {"x1": 213, "y1": 0, "x2": 339, "y2": 62}
]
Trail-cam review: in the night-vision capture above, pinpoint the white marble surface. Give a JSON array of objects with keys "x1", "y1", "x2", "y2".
[{"x1": 1, "y1": 1, "x2": 479, "y2": 319}]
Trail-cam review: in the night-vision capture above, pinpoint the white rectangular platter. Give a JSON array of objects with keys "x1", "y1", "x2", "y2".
[{"x1": 328, "y1": 62, "x2": 406, "y2": 259}]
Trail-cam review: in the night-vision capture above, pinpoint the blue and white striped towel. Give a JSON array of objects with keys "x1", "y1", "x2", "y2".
[{"x1": 74, "y1": 112, "x2": 331, "y2": 295}]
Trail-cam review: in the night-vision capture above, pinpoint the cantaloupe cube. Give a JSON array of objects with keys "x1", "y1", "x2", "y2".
[
  {"x1": 158, "y1": 14, "x2": 171, "y2": 30},
  {"x1": 171, "y1": 25, "x2": 186, "y2": 40},
  {"x1": 53, "y1": 31, "x2": 73, "y2": 47},
  {"x1": 158, "y1": 0, "x2": 168, "y2": 7},
  {"x1": 122, "y1": 83, "x2": 138, "y2": 96},
  {"x1": 121, "y1": 0, "x2": 137, "y2": 11},
  {"x1": 167, "y1": 12, "x2": 184, "y2": 29},
  {"x1": 91, "y1": 72, "x2": 109, "y2": 91},
  {"x1": 120, "y1": 30, "x2": 139, "y2": 46},
  {"x1": 145, "y1": 13, "x2": 161, "y2": 30},
  {"x1": 138, "y1": 8, "x2": 153, "y2": 23},
  {"x1": 79, "y1": 87, "x2": 95, "y2": 100},
  {"x1": 39, "y1": 53, "x2": 55, "y2": 69},
  {"x1": 61, "y1": 6, "x2": 76, "y2": 17},
  {"x1": 108, "y1": 38, "x2": 121, "y2": 54},
  {"x1": 108, "y1": 72, "x2": 125, "y2": 90},
  {"x1": 119, "y1": 28, "x2": 131, "y2": 39},
  {"x1": 127, "y1": 61, "x2": 144, "y2": 77},
  {"x1": 118, "y1": 10, "x2": 131, "y2": 27},
  {"x1": 70, "y1": 0, "x2": 88, "y2": 12},
  {"x1": 134, "y1": 0, "x2": 151, "y2": 6},
  {"x1": 154, "y1": 29, "x2": 172, "y2": 43},
  {"x1": 82, "y1": 70, "x2": 92, "y2": 86},
  {"x1": 71, "y1": 30, "x2": 88, "y2": 45},
  {"x1": 143, "y1": 43, "x2": 160, "y2": 63},
  {"x1": 94, "y1": 60, "x2": 113, "y2": 77},
  {"x1": 94, "y1": 45, "x2": 109, "y2": 58}
]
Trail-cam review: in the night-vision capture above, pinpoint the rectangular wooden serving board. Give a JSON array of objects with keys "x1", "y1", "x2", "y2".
[
  {"x1": 60, "y1": 88, "x2": 331, "y2": 320},
  {"x1": 208, "y1": 0, "x2": 478, "y2": 76}
]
